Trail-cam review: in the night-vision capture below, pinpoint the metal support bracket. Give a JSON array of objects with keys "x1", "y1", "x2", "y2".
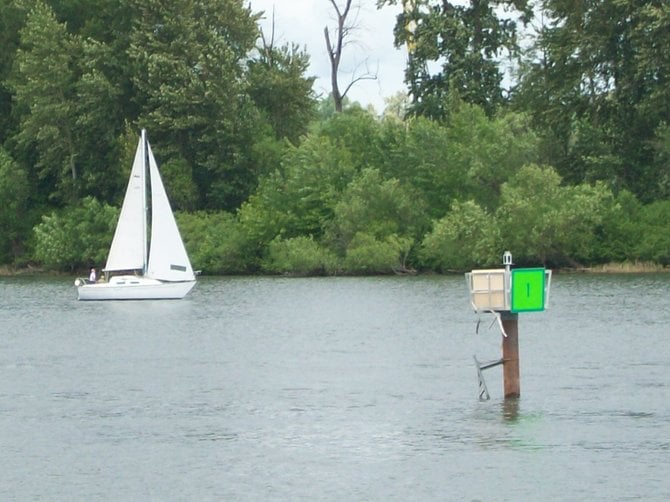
[
  {"x1": 473, "y1": 355, "x2": 504, "y2": 401},
  {"x1": 475, "y1": 309, "x2": 508, "y2": 338}
]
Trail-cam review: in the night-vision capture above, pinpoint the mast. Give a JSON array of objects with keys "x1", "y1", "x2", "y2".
[{"x1": 142, "y1": 129, "x2": 149, "y2": 275}]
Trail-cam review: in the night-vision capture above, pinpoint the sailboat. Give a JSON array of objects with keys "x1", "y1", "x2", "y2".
[{"x1": 75, "y1": 129, "x2": 196, "y2": 300}]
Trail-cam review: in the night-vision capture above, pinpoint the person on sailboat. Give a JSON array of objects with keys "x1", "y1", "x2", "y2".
[{"x1": 89, "y1": 268, "x2": 97, "y2": 284}]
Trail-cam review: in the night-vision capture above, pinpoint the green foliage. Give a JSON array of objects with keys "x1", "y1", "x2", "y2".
[
  {"x1": 130, "y1": 0, "x2": 262, "y2": 211},
  {"x1": 250, "y1": 135, "x2": 288, "y2": 180},
  {"x1": 8, "y1": 1, "x2": 126, "y2": 206},
  {"x1": 177, "y1": 211, "x2": 252, "y2": 275},
  {"x1": 420, "y1": 200, "x2": 501, "y2": 272},
  {"x1": 327, "y1": 167, "x2": 422, "y2": 253},
  {"x1": 239, "y1": 134, "x2": 357, "y2": 245},
  {"x1": 590, "y1": 190, "x2": 643, "y2": 264},
  {"x1": 161, "y1": 157, "x2": 199, "y2": 211},
  {"x1": 344, "y1": 232, "x2": 413, "y2": 275},
  {"x1": 9, "y1": 1, "x2": 80, "y2": 203},
  {"x1": 313, "y1": 108, "x2": 385, "y2": 170},
  {"x1": 380, "y1": 0, "x2": 532, "y2": 119},
  {"x1": 237, "y1": 184, "x2": 290, "y2": 253},
  {"x1": 262, "y1": 236, "x2": 336, "y2": 276},
  {"x1": 652, "y1": 123, "x2": 670, "y2": 199},
  {"x1": 0, "y1": 148, "x2": 30, "y2": 262},
  {"x1": 33, "y1": 197, "x2": 118, "y2": 270},
  {"x1": 2, "y1": 0, "x2": 318, "y2": 217},
  {"x1": 1, "y1": 0, "x2": 670, "y2": 272},
  {"x1": 496, "y1": 164, "x2": 612, "y2": 266},
  {"x1": 515, "y1": 0, "x2": 670, "y2": 200},
  {"x1": 315, "y1": 95, "x2": 338, "y2": 122},
  {"x1": 0, "y1": 0, "x2": 26, "y2": 143},
  {"x1": 635, "y1": 201, "x2": 670, "y2": 266},
  {"x1": 74, "y1": 38, "x2": 126, "y2": 203},
  {"x1": 378, "y1": 116, "x2": 456, "y2": 219},
  {"x1": 447, "y1": 104, "x2": 540, "y2": 210},
  {"x1": 382, "y1": 91, "x2": 411, "y2": 120},
  {"x1": 248, "y1": 42, "x2": 316, "y2": 143},
  {"x1": 376, "y1": 104, "x2": 539, "y2": 219}
]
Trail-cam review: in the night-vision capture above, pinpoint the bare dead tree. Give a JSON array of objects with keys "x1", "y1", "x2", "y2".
[
  {"x1": 324, "y1": 0, "x2": 377, "y2": 112},
  {"x1": 258, "y1": 6, "x2": 276, "y2": 65}
]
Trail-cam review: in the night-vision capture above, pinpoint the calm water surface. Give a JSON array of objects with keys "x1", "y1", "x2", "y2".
[{"x1": 1, "y1": 274, "x2": 669, "y2": 500}]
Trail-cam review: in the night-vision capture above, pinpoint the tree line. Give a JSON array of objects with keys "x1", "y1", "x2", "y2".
[{"x1": 1, "y1": 0, "x2": 669, "y2": 274}]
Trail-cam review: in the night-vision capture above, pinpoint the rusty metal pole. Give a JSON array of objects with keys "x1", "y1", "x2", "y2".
[{"x1": 501, "y1": 312, "x2": 520, "y2": 398}]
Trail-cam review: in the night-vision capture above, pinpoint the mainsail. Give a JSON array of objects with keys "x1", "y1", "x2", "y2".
[{"x1": 104, "y1": 134, "x2": 147, "y2": 273}]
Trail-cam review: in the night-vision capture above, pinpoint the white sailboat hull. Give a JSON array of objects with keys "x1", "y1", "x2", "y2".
[{"x1": 76, "y1": 276, "x2": 195, "y2": 301}]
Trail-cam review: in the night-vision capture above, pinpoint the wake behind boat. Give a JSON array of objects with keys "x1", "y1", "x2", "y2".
[{"x1": 75, "y1": 129, "x2": 196, "y2": 300}]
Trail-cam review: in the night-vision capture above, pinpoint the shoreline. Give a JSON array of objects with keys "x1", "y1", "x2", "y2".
[
  {"x1": 560, "y1": 261, "x2": 668, "y2": 274},
  {"x1": 1, "y1": 261, "x2": 668, "y2": 278}
]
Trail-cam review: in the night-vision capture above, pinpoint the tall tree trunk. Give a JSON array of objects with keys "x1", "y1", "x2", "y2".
[{"x1": 324, "y1": 0, "x2": 352, "y2": 112}]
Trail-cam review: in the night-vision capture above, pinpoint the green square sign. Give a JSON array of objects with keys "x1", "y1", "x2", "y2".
[{"x1": 511, "y1": 268, "x2": 546, "y2": 313}]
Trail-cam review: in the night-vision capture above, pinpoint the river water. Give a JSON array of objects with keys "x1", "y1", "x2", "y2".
[{"x1": 1, "y1": 273, "x2": 669, "y2": 500}]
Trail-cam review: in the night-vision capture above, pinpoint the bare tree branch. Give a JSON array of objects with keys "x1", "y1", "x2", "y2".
[
  {"x1": 324, "y1": 0, "x2": 377, "y2": 112},
  {"x1": 259, "y1": 6, "x2": 277, "y2": 66}
]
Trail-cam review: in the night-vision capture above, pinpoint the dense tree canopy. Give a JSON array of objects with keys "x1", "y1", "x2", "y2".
[
  {"x1": 0, "y1": 148, "x2": 29, "y2": 262},
  {"x1": 379, "y1": 0, "x2": 532, "y2": 118},
  {"x1": 0, "y1": 0, "x2": 317, "y2": 264},
  {"x1": 0, "y1": 0, "x2": 669, "y2": 273},
  {"x1": 10, "y1": 1, "x2": 81, "y2": 203},
  {"x1": 514, "y1": 0, "x2": 670, "y2": 201}
]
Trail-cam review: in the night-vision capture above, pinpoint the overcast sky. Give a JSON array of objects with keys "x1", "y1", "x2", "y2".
[{"x1": 247, "y1": 0, "x2": 408, "y2": 112}]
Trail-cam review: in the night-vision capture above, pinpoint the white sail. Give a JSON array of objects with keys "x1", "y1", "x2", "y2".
[
  {"x1": 104, "y1": 135, "x2": 147, "y2": 272},
  {"x1": 146, "y1": 142, "x2": 195, "y2": 282}
]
